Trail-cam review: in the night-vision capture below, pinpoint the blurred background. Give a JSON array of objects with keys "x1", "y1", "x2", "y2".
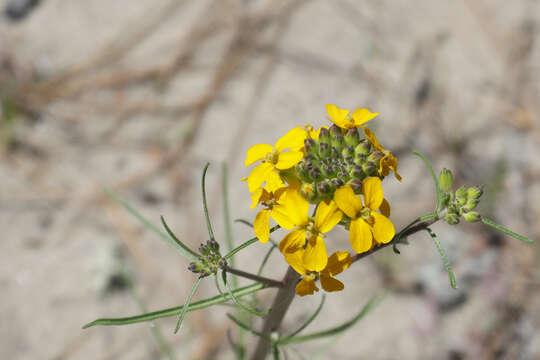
[{"x1": 1, "y1": 0, "x2": 540, "y2": 359}]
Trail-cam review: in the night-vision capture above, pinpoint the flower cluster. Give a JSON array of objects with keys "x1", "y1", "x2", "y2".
[{"x1": 244, "y1": 104, "x2": 401, "y2": 296}]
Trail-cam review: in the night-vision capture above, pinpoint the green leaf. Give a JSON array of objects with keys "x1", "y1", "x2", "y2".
[
  {"x1": 412, "y1": 151, "x2": 442, "y2": 213},
  {"x1": 425, "y1": 227, "x2": 457, "y2": 289},
  {"x1": 277, "y1": 295, "x2": 383, "y2": 345},
  {"x1": 174, "y1": 276, "x2": 202, "y2": 333},
  {"x1": 104, "y1": 189, "x2": 198, "y2": 261},
  {"x1": 222, "y1": 164, "x2": 236, "y2": 278},
  {"x1": 82, "y1": 282, "x2": 267, "y2": 328},
  {"x1": 235, "y1": 219, "x2": 253, "y2": 227},
  {"x1": 201, "y1": 162, "x2": 215, "y2": 239},
  {"x1": 224, "y1": 225, "x2": 280, "y2": 260},
  {"x1": 481, "y1": 217, "x2": 534, "y2": 243},
  {"x1": 287, "y1": 294, "x2": 326, "y2": 338},
  {"x1": 221, "y1": 270, "x2": 270, "y2": 317},
  {"x1": 226, "y1": 313, "x2": 269, "y2": 339},
  {"x1": 161, "y1": 216, "x2": 200, "y2": 260}
]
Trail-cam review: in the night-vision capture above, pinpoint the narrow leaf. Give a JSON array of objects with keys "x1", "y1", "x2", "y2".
[
  {"x1": 412, "y1": 151, "x2": 442, "y2": 212},
  {"x1": 104, "y1": 189, "x2": 198, "y2": 261},
  {"x1": 225, "y1": 225, "x2": 280, "y2": 260},
  {"x1": 222, "y1": 163, "x2": 237, "y2": 278},
  {"x1": 235, "y1": 219, "x2": 254, "y2": 227},
  {"x1": 83, "y1": 282, "x2": 267, "y2": 328},
  {"x1": 425, "y1": 227, "x2": 457, "y2": 289},
  {"x1": 278, "y1": 295, "x2": 383, "y2": 345},
  {"x1": 226, "y1": 313, "x2": 269, "y2": 339},
  {"x1": 257, "y1": 243, "x2": 277, "y2": 276},
  {"x1": 222, "y1": 270, "x2": 270, "y2": 317},
  {"x1": 161, "y1": 216, "x2": 200, "y2": 260},
  {"x1": 201, "y1": 162, "x2": 215, "y2": 239},
  {"x1": 174, "y1": 276, "x2": 202, "y2": 333},
  {"x1": 287, "y1": 294, "x2": 326, "y2": 338},
  {"x1": 481, "y1": 217, "x2": 534, "y2": 243}
]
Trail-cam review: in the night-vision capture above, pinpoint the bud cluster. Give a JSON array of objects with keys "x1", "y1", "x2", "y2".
[
  {"x1": 439, "y1": 169, "x2": 483, "y2": 224},
  {"x1": 296, "y1": 125, "x2": 380, "y2": 203},
  {"x1": 188, "y1": 238, "x2": 224, "y2": 278}
]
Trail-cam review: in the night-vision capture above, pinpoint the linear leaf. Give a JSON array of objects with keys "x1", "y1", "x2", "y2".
[
  {"x1": 174, "y1": 276, "x2": 202, "y2": 333},
  {"x1": 201, "y1": 162, "x2": 215, "y2": 239},
  {"x1": 104, "y1": 189, "x2": 198, "y2": 261},
  {"x1": 426, "y1": 227, "x2": 457, "y2": 289},
  {"x1": 83, "y1": 282, "x2": 266, "y2": 328},
  {"x1": 412, "y1": 151, "x2": 442, "y2": 212},
  {"x1": 287, "y1": 294, "x2": 326, "y2": 338},
  {"x1": 224, "y1": 225, "x2": 280, "y2": 260},
  {"x1": 161, "y1": 216, "x2": 200, "y2": 260},
  {"x1": 222, "y1": 270, "x2": 270, "y2": 317},
  {"x1": 277, "y1": 295, "x2": 383, "y2": 345},
  {"x1": 481, "y1": 217, "x2": 534, "y2": 243}
]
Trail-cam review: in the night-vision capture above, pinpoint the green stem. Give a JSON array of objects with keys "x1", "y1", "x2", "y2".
[
  {"x1": 224, "y1": 225, "x2": 280, "y2": 259},
  {"x1": 224, "y1": 265, "x2": 284, "y2": 288},
  {"x1": 201, "y1": 162, "x2": 215, "y2": 239},
  {"x1": 481, "y1": 217, "x2": 534, "y2": 243}
]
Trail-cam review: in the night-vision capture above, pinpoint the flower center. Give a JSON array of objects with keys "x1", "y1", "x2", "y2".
[
  {"x1": 264, "y1": 150, "x2": 280, "y2": 165},
  {"x1": 359, "y1": 207, "x2": 373, "y2": 223}
]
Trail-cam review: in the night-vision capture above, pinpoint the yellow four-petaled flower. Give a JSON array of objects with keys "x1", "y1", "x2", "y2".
[{"x1": 326, "y1": 104, "x2": 378, "y2": 129}]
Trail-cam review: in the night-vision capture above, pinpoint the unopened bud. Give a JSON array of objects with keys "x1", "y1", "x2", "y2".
[
  {"x1": 438, "y1": 168, "x2": 453, "y2": 192},
  {"x1": 331, "y1": 178, "x2": 344, "y2": 189},
  {"x1": 342, "y1": 145, "x2": 355, "y2": 159},
  {"x1": 362, "y1": 161, "x2": 377, "y2": 176},
  {"x1": 455, "y1": 186, "x2": 467, "y2": 206},
  {"x1": 329, "y1": 125, "x2": 344, "y2": 149},
  {"x1": 317, "y1": 180, "x2": 332, "y2": 194},
  {"x1": 467, "y1": 186, "x2": 483, "y2": 200},
  {"x1": 304, "y1": 138, "x2": 317, "y2": 154},
  {"x1": 355, "y1": 140, "x2": 371, "y2": 155},
  {"x1": 344, "y1": 128, "x2": 360, "y2": 147},
  {"x1": 445, "y1": 212, "x2": 460, "y2": 225},
  {"x1": 349, "y1": 178, "x2": 363, "y2": 193},
  {"x1": 463, "y1": 211, "x2": 481, "y2": 223},
  {"x1": 368, "y1": 150, "x2": 384, "y2": 164},
  {"x1": 309, "y1": 167, "x2": 323, "y2": 181},
  {"x1": 318, "y1": 127, "x2": 331, "y2": 143},
  {"x1": 319, "y1": 142, "x2": 331, "y2": 157},
  {"x1": 188, "y1": 262, "x2": 202, "y2": 273},
  {"x1": 464, "y1": 198, "x2": 480, "y2": 211}
]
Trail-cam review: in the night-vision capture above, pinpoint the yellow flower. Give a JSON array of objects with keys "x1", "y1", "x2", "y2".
[
  {"x1": 326, "y1": 104, "x2": 378, "y2": 129},
  {"x1": 271, "y1": 190, "x2": 342, "y2": 271},
  {"x1": 363, "y1": 127, "x2": 402, "y2": 181},
  {"x1": 334, "y1": 178, "x2": 395, "y2": 254},
  {"x1": 285, "y1": 250, "x2": 352, "y2": 296},
  {"x1": 245, "y1": 127, "x2": 306, "y2": 192},
  {"x1": 251, "y1": 187, "x2": 287, "y2": 243}
]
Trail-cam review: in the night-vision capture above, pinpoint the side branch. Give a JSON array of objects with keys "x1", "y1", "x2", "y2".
[{"x1": 223, "y1": 265, "x2": 285, "y2": 288}]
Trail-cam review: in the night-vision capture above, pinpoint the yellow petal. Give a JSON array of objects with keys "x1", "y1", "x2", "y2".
[
  {"x1": 320, "y1": 275, "x2": 344, "y2": 292},
  {"x1": 362, "y1": 177, "x2": 384, "y2": 210},
  {"x1": 295, "y1": 277, "x2": 319, "y2": 296},
  {"x1": 275, "y1": 126, "x2": 307, "y2": 152},
  {"x1": 352, "y1": 108, "x2": 378, "y2": 126},
  {"x1": 324, "y1": 251, "x2": 352, "y2": 276},
  {"x1": 363, "y1": 127, "x2": 383, "y2": 151},
  {"x1": 303, "y1": 236, "x2": 328, "y2": 272},
  {"x1": 314, "y1": 200, "x2": 343, "y2": 234},
  {"x1": 273, "y1": 189, "x2": 309, "y2": 226},
  {"x1": 349, "y1": 218, "x2": 373, "y2": 253},
  {"x1": 279, "y1": 229, "x2": 307, "y2": 254},
  {"x1": 381, "y1": 154, "x2": 402, "y2": 181},
  {"x1": 264, "y1": 168, "x2": 285, "y2": 192},
  {"x1": 380, "y1": 198, "x2": 391, "y2": 217},
  {"x1": 245, "y1": 144, "x2": 273, "y2": 166},
  {"x1": 334, "y1": 185, "x2": 363, "y2": 219},
  {"x1": 275, "y1": 150, "x2": 304, "y2": 170},
  {"x1": 371, "y1": 211, "x2": 395, "y2": 244},
  {"x1": 247, "y1": 163, "x2": 274, "y2": 192},
  {"x1": 254, "y1": 209, "x2": 271, "y2": 243},
  {"x1": 326, "y1": 104, "x2": 351, "y2": 128},
  {"x1": 250, "y1": 188, "x2": 264, "y2": 209},
  {"x1": 284, "y1": 249, "x2": 307, "y2": 275}
]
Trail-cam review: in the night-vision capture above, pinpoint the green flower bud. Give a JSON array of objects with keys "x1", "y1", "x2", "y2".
[
  {"x1": 304, "y1": 138, "x2": 317, "y2": 155},
  {"x1": 355, "y1": 140, "x2": 371, "y2": 155},
  {"x1": 342, "y1": 145, "x2": 355, "y2": 159},
  {"x1": 344, "y1": 128, "x2": 360, "y2": 147},
  {"x1": 368, "y1": 150, "x2": 384, "y2": 164},
  {"x1": 362, "y1": 161, "x2": 377, "y2": 176},
  {"x1": 309, "y1": 167, "x2": 323, "y2": 181},
  {"x1": 349, "y1": 178, "x2": 363, "y2": 193},
  {"x1": 350, "y1": 164, "x2": 364, "y2": 179},
  {"x1": 464, "y1": 198, "x2": 480, "y2": 211},
  {"x1": 455, "y1": 186, "x2": 467, "y2": 206},
  {"x1": 438, "y1": 168, "x2": 453, "y2": 192},
  {"x1": 329, "y1": 125, "x2": 344, "y2": 149},
  {"x1": 440, "y1": 192, "x2": 452, "y2": 207},
  {"x1": 463, "y1": 211, "x2": 481, "y2": 223},
  {"x1": 467, "y1": 186, "x2": 483, "y2": 200},
  {"x1": 316, "y1": 179, "x2": 332, "y2": 195},
  {"x1": 319, "y1": 142, "x2": 331, "y2": 157},
  {"x1": 318, "y1": 127, "x2": 331, "y2": 143},
  {"x1": 445, "y1": 212, "x2": 460, "y2": 225},
  {"x1": 353, "y1": 153, "x2": 367, "y2": 166}
]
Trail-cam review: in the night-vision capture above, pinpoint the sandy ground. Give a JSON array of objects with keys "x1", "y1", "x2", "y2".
[{"x1": 1, "y1": 0, "x2": 540, "y2": 359}]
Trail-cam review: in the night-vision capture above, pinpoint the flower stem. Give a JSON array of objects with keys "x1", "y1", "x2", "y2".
[{"x1": 224, "y1": 265, "x2": 285, "y2": 288}]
